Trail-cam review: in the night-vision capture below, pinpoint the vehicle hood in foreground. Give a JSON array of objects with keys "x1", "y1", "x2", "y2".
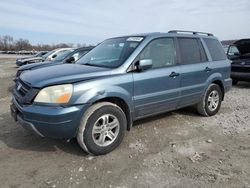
[
  {"x1": 18, "y1": 61, "x2": 60, "y2": 71},
  {"x1": 20, "y1": 64, "x2": 111, "y2": 88}
]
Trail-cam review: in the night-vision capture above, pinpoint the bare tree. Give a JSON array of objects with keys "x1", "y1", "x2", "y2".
[
  {"x1": 0, "y1": 35, "x2": 92, "y2": 52},
  {"x1": 15, "y1": 38, "x2": 32, "y2": 51}
]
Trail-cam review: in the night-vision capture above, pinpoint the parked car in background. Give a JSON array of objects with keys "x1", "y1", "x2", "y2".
[
  {"x1": 11, "y1": 31, "x2": 232, "y2": 155},
  {"x1": 16, "y1": 48, "x2": 73, "y2": 67},
  {"x1": 223, "y1": 45, "x2": 229, "y2": 53},
  {"x1": 227, "y1": 39, "x2": 250, "y2": 85},
  {"x1": 16, "y1": 51, "x2": 48, "y2": 66},
  {"x1": 15, "y1": 47, "x2": 94, "y2": 79}
]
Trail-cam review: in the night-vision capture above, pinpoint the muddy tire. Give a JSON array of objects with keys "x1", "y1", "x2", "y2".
[
  {"x1": 197, "y1": 84, "x2": 222, "y2": 116},
  {"x1": 77, "y1": 102, "x2": 126, "y2": 155}
]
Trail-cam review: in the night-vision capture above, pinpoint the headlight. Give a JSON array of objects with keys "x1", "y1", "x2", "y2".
[{"x1": 34, "y1": 84, "x2": 73, "y2": 104}]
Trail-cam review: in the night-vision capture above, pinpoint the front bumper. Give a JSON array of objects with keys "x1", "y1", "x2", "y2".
[
  {"x1": 231, "y1": 72, "x2": 250, "y2": 81},
  {"x1": 10, "y1": 97, "x2": 89, "y2": 139}
]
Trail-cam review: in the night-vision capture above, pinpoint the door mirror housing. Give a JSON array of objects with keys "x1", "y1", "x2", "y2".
[
  {"x1": 65, "y1": 56, "x2": 75, "y2": 63},
  {"x1": 52, "y1": 54, "x2": 57, "y2": 59},
  {"x1": 136, "y1": 59, "x2": 152, "y2": 71}
]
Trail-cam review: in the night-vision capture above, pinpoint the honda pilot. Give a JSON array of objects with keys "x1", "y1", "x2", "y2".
[{"x1": 11, "y1": 31, "x2": 232, "y2": 155}]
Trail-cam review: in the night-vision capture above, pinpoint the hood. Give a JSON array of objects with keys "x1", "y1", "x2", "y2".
[
  {"x1": 20, "y1": 64, "x2": 111, "y2": 88},
  {"x1": 234, "y1": 39, "x2": 250, "y2": 55},
  {"x1": 18, "y1": 61, "x2": 60, "y2": 71}
]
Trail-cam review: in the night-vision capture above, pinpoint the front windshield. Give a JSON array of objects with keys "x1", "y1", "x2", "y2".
[
  {"x1": 52, "y1": 50, "x2": 74, "y2": 61},
  {"x1": 76, "y1": 37, "x2": 143, "y2": 68}
]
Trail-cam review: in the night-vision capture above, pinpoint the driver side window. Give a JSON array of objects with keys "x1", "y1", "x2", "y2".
[{"x1": 139, "y1": 38, "x2": 175, "y2": 68}]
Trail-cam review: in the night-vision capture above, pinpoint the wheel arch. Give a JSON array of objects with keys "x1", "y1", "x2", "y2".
[
  {"x1": 93, "y1": 97, "x2": 133, "y2": 131},
  {"x1": 206, "y1": 73, "x2": 225, "y2": 100},
  {"x1": 211, "y1": 80, "x2": 225, "y2": 100}
]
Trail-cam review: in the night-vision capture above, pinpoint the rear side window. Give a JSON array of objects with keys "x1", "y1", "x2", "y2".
[
  {"x1": 204, "y1": 38, "x2": 227, "y2": 61},
  {"x1": 178, "y1": 38, "x2": 207, "y2": 64}
]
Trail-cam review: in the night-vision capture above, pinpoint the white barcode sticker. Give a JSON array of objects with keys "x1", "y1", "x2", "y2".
[{"x1": 126, "y1": 37, "x2": 144, "y2": 42}]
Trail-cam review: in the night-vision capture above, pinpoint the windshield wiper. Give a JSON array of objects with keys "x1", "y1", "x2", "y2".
[{"x1": 83, "y1": 63, "x2": 96, "y2": 67}]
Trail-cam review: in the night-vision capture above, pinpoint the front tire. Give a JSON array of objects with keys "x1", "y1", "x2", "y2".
[
  {"x1": 77, "y1": 102, "x2": 127, "y2": 155},
  {"x1": 197, "y1": 84, "x2": 222, "y2": 116}
]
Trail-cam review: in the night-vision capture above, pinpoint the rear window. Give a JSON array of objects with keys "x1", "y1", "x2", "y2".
[
  {"x1": 204, "y1": 38, "x2": 227, "y2": 61},
  {"x1": 178, "y1": 38, "x2": 207, "y2": 64}
]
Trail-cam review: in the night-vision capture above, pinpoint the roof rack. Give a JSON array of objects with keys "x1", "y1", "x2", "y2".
[{"x1": 168, "y1": 30, "x2": 213, "y2": 36}]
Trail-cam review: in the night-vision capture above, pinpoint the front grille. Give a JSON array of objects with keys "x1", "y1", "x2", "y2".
[
  {"x1": 16, "y1": 79, "x2": 31, "y2": 96},
  {"x1": 13, "y1": 79, "x2": 39, "y2": 105}
]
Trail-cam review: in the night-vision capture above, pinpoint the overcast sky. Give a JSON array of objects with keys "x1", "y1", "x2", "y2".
[{"x1": 0, "y1": 0, "x2": 249, "y2": 45}]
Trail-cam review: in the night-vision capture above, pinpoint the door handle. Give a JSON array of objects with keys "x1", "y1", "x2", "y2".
[
  {"x1": 169, "y1": 72, "x2": 180, "y2": 78},
  {"x1": 204, "y1": 67, "x2": 212, "y2": 72}
]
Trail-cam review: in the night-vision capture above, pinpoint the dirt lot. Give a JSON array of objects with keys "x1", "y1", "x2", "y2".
[{"x1": 0, "y1": 54, "x2": 250, "y2": 188}]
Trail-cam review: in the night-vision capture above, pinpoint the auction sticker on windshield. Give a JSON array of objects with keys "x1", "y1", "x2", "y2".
[{"x1": 126, "y1": 37, "x2": 144, "y2": 42}]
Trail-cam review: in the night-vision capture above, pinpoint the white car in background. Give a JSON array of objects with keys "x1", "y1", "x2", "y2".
[
  {"x1": 16, "y1": 48, "x2": 73, "y2": 66},
  {"x1": 45, "y1": 48, "x2": 73, "y2": 61}
]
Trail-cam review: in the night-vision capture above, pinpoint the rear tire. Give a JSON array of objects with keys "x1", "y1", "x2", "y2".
[
  {"x1": 77, "y1": 102, "x2": 126, "y2": 155},
  {"x1": 197, "y1": 84, "x2": 222, "y2": 116}
]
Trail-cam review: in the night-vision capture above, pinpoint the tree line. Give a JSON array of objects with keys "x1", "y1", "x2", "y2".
[{"x1": 0, "y1": 35, "x2": 90, "y2": 51}]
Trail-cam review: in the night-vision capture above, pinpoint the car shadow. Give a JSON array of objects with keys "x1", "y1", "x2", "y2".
[
  {"x1": 0, "y1": 113, "x2": 88, "y2": 156},
  {"x1": 1, "y1": 105, "x2": 200, "y2": 156},
  {"x1": 133, "y1": 106, "x2": 199, "y2": 127},
  {"x1": 234, "y1": 81, "x2": 250, "y2": 88}
]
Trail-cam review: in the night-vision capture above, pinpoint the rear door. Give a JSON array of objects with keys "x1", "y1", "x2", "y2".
[
  {"x1": 203, "y1": 38, "x2": 230, "y2": 80},
  {"x1": 177, "y1": 37, "x2": 211, "y2": 108},
  {"x1": 132, "y1": 38, "x2": 181, "y2": 118}
]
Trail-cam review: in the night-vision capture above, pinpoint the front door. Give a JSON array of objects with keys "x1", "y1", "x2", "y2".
[{"x1": 132, "y1": 38, "x2": 181, "y2": 119}]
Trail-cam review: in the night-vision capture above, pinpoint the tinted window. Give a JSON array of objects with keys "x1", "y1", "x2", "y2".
[
  {"x1": 204, "y1": 38, "x2": 227, "y2": 61},
  {"x1": 139, "y1": 38, "x2": 175, "y2": 68},
  {"x1": 178, "y1": 38, "x2": 207, "y2": 64}
]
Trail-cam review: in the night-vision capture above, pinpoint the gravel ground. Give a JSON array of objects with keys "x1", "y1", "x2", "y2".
[{"x1": 0, "y1": 55, "x2": 250, "y2": 188}]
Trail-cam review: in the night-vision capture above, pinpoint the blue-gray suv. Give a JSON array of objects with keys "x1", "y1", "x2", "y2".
[{"x1": 11, "y1": 31, "x2": 232, "y2": 155}]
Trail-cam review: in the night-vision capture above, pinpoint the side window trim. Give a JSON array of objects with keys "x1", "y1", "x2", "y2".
[
  {"x1": 197, "y1": 38, "x2": 208, "y2": 62},
  {"x1": 200, "y1": 38, "x2": 212, "y2": 62}
]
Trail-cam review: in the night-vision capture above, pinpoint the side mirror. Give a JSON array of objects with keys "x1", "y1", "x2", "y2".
[
  {"x1": 66, "y1": 56, "x2": 75, "y2": 63},
  {"x1": 136, "y1": 59, "x2": 152, "y2": 71},
  {"x1": 52, "y1": 54, "x2": 57, "y2": 59}
]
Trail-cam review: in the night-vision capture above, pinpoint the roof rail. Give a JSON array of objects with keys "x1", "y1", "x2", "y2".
[{"x1": 168, "y1": 30, "x2": 213, "y2": 36}]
